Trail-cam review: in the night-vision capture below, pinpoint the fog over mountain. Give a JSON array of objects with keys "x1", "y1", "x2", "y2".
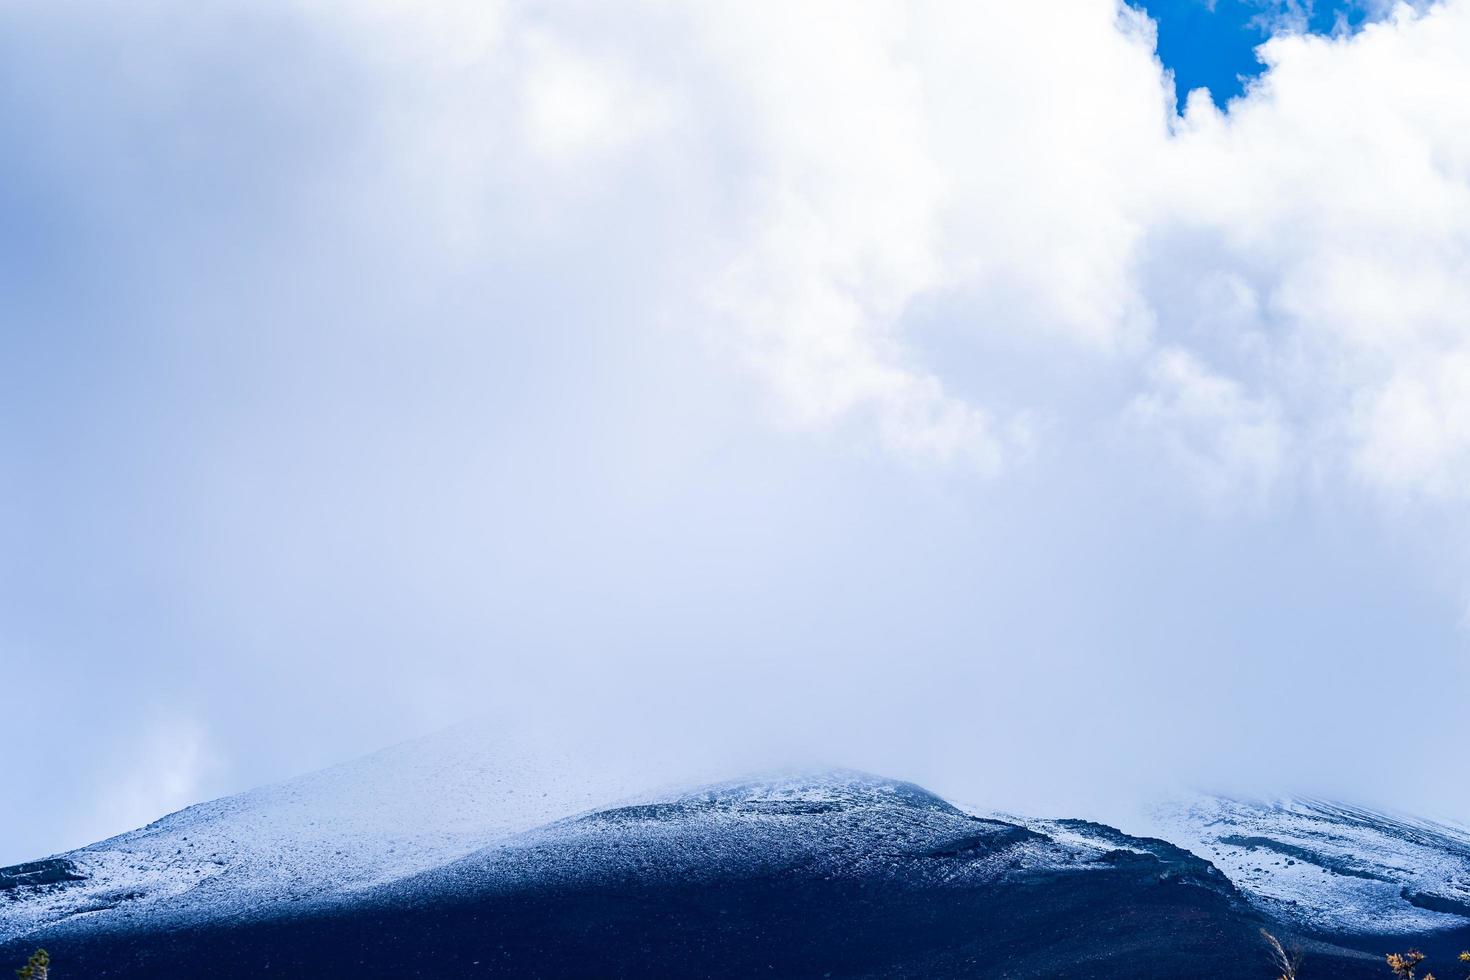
[
  {"x1": 5, "y1": 725, "x2": 1470, "y2": 977},
  {"x1": 4, "y1": 0, "x2": 1470, "y2": 874}
]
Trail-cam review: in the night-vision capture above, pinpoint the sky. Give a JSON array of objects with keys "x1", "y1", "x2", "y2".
[
  {"x1": 1140, "y1": 0, "x2": 1385, "y2": 104},
  {"x1": 3, "y1": 0, "x2": 1470, "y2": 865}
]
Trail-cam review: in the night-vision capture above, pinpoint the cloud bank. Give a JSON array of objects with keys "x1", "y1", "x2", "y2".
[
  {"x1": 3, "y1": 0, "x2": 1470, "y2": 861},
  {"x1": 287, "y1": 0, "x2": 1470, "y2": 497}
]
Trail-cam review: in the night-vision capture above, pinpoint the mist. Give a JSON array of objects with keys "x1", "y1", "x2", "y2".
[{"x1": 4, "y1": 0, "x2": 1470, "y2": 866}]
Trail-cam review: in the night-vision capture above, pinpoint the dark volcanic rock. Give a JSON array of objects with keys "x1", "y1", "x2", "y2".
[
  {"x1": 1055, "y1": 818, "x2": 1239, "y2": 896},
  {"x1": 0, "y1": 859, "x2": 85, "y2": 891},
  {"x1": 1401, "y1": 888, "x2": 1470, "y2": 920}
]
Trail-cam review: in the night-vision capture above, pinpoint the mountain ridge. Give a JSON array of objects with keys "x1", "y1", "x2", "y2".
[{"x1": 4, "y1": 729, "x2": 1469, "y2": 977}]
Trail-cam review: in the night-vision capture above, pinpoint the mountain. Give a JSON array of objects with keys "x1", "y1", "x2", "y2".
[
  {"x1": 1145, "y1": 794, "x2": 1470, "y2": 935},
  {"x1": 0, "y1": 725, "x2": 657, "y2": 940},
  {"x1": 2, "y1": 729, "x2": 1468, "y2": 978}
]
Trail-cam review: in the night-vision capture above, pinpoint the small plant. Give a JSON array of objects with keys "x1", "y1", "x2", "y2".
[
  {"x1": 14, "y1": 949, "x2": 48, "y2": 980},
  {"x1": 1262, "y1": 928, "x2": 1303, "y2": 980},
  {"x1": 1386, "y1": 949, "x2": 1429, "y2": 980}
]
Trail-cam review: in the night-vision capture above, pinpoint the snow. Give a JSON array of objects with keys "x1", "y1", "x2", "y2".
[
  {"x1": 405, "y1": 769, "x2": 1088, "y2": 897},
  {"x1": 2, "y1": 750, "x2": 1103, "y2": 945},
  {"x1": 8, "y1": 725, "x2": 1469, "y2": 945},
  {"x1": 1140, "y1": 794, "x2": 1470, "y2": 935},
  {"x1": 0, "y1": 722, "x2": 710, "y2": 942}
]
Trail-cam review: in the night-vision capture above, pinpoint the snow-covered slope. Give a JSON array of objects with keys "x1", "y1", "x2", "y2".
[
  {"x1": 6, "y1": 763, "x2": 1282, "y2": 979},
  {"x1": 400, "y1": 770, "x2": 1085, "y2": 897},
  {"x1": 1143, "y1": 794, "x2": 1470, "y2": 935},
  {"x1": 2, "y1": 736, "x2": 1247, "y2": 951},
  {"x1": 7, "y1": 723, "x2": 1469, "y2": 958},
  {"x1": 1004, "y1": 814, "x2": 1241, "y2": 896},
  {"x1": 0, "y1": 723, "x2": 703, "y2": 942}
]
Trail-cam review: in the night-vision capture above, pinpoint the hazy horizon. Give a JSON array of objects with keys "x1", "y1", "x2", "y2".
[{"x1": 5, "y1": 0, "x2": 1470, "y2": 867}]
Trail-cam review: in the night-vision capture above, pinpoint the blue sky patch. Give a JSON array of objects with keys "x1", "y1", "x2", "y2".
[{"x1": 1135, "y1": 0, "x2": 1375, "y2": 106}]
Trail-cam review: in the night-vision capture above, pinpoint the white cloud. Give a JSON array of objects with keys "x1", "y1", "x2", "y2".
[
  {"x1": 1157, "y1": 1, "x2": 1470, "y2": 499},
  {"x1": 1353, "y1": 351, "x2": 1470, "y2": 497},
  {"x1": 519, "y1": 32, "x2": 672, "y2": 164},
  {"x1": 341, "y1": 0, "x2": 507, "y2": 70},
  {"x1": 12, "y1": 0, "x2": 1470, "y2": 859},
  {"x1": 689, "y1": 2, "x2": 1005, "y2": 471},
  {"x1": 681, "y1": 0, "x2": 1177, "y2": 471},
  {"x1": 17, "y1": 0, "x2": 1470, "y2": 494},
  {"x1": 244, "y1": 0, "x2": 1470, "y2": 500},
  {"x1": 1129, "y1": 348, "x2": 1289, "y2": 505},
  {"x1": 1247, "y1": 0, "x2": 1315, "y2": 35}
]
